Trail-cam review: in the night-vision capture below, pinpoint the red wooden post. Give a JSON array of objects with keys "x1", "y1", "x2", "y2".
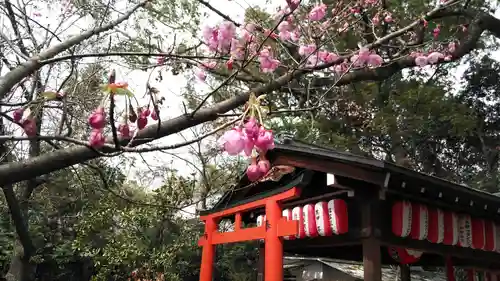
[
  {"x1": 198, "y1": 187, "x2": 300, "y2": 281},
  {"x1": 200, "y1": 218, "x2": 217, "y2": 281},
  {"x1": 265, "y1": 199, "x2": 283, "y2": 281}
]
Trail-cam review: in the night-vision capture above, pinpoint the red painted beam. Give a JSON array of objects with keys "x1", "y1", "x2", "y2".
[{"x1": 199, "y1": 187, "x2": 300, "y2": 221}]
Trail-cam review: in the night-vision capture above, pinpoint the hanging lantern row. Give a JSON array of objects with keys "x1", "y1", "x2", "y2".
[
  {"x1": 256, "y1": 199, "x2": 349, "y2": 239},
  {"x1": 388, "y1": 246, "x2": 423, "y2": 265},
  {"x1": 464, "y1": 269, "x2": 500, "y2": 281},
  {"x1": 392, "y1": 201, "x2": 500, "y2": 251}
]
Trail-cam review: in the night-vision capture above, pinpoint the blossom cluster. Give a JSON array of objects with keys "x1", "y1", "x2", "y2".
[
  {"x1": 195, "y1": 0, "x2": 462, "y2": 81},
  {"x1": 86, "y1": 81, "x2": 160, "y2": 148},
  {"x1": 218, "y1": 117, "x2": 275, "y2": 181},
  {"x1": 12, "y1": 108, "x2": 37, "y2": 137}
]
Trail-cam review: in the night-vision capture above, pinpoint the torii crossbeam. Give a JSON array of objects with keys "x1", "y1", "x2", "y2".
[{"x1": 198, "y1": 187, "x2": 300, "y2": 281}]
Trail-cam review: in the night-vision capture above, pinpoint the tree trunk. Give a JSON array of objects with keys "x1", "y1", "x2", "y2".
[{"x1": 0, "y1": 116, "x2": 37, "y2": 281}]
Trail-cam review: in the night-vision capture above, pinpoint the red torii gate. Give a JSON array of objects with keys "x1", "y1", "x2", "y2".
[{"x1": 198, "y1": 187, "x2": 300, "y2": 281}]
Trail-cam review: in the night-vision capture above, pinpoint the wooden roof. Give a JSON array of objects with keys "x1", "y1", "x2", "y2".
[{"x1": 202, "y1": 138, "x2": 500, "y2": 219}]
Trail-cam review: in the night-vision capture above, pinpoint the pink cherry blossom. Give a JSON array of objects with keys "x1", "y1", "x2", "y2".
[
  {"x1": 291, "y1": 30, "x2": 301, "y2": 41},
  {"x1": 141, "y1": 107, "x2": 151, "y2": 117},
  {"x1": 255, "y1": 126, "x2": 275, "y2": 152},
  {"x1": 242, "y1": 134, "x2": 254, "y2": 156},
  {"x1": 151, "y1": 110, "x2": 159, "y2": 121},
  {"x1": 231, "y1": 39, "x2": 246, "y2": 60},
  {"x1": 433, "y1": 26, "x2": 441, "y2": 39},
  {"x1": 219, "y1": 128, "x2": 245, "y2": 155},
  {"x1": 286, "y1": 0, "x2": 300, "y2": 10},
  {"x1": 448, "y1": 42, "x2": 456, "y2": 53},
  {"x1": 89, "y1": 129, "x2": 105, "y2": 148},
  {"x1": 118, "y1": 124, "x2": 130, "y2": 138},
  {"x1": 278, "y1": 21, "x2": 291, "y2": 33},
  {"x1": 13, "y1": 108, "x2": 24, "y2": 122},
  {"x1": 278, "y1": 21, "x2": 292, "y2": 41},
  {"x1": 258, "y1": 159, "x2": 271, "y2": 174},
  {"x1": 218, "y1": 21, "x2": 237, "y2": 52},
  {"x1": 333, "y1": 63, "x2": 348, "y2": 75},
  {"x1": 88, "y1": 106, "x2": 105, "y2": 129},
  {"x1": 319, "y1": 51, "x2": 339, "y2": 63},
  {"x1": 358, "y1": 47, "x2": 371, "y2": 62},
  {"x1": 202, "y1": 61, "x2": 217, "y2": 69},
  {"x1": 384, "y1": 13, "x2": 393, "y2": 23},
  {"x1": 298, "y1": 44, "x2": 317, "y2": 57},
  {"x1": 309, "y1": 4, "x2": 327, "y2": 21},
  {"x1": 367, "y1": 54, "x2": 383, "y2": 67},
  {"x1": 195, "y1": 69, "x2": 207, "y2": 81},
  {"x1": 279, "y1": 31, "x2": 291, "y2": 41},
  {"x1": 244, "y1": 117, "x2": 259, "y2": 138},
  {"x1": 22, "y1": 118, "x2": 36, "y2": 136},
  {"x1": 247, "y1": 158, "x2": 262, "y2": 181},
  {"x1": 259, "y1": 48, "x2": 280, "y2": 73},
  {"x1": 372, "y1": 16, "x2": 380, "y2": 26},
  {"x1": 415, "y1": 55, "x2": 428, "y2": 66},
  {"x1": 427, "y1": 52, "x2": 444, "y2": 64},
  {"x1": 137, "y1": 116, "x2": 148, "y2": 130},
  {"x1": 202, "y1": 26, "x2": 219, "y2": 51}
]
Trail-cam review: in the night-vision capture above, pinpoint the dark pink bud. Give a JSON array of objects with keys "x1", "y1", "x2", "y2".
[
  {"x1": 151, "y1": 110, "x2": 158, "y2": 120},
  {"x1": 258, "y1": 159, "x2": 271, "y2": 174},
  {"x1": 22, "y1": 118, "x2": 36, "y2": 136},
  {"x1": 88, "y1": 107, "x2": 106, "y2": 129},
  {"x1": 137, "y1": 117, "x2": 148, "y2": 130},
  {"x1": 141, "y1": 107, "x2": 151, "y2": 117},
  {"x1": 254, "y1": 127, "x2": 275, "y2": 152},
  {"x1": 244, "y1": 117, "x2": 259, "y2": 138},
  {"x1": 226, "y1": 59, "x2": 234, "y2": 70},
  {"x1": 246, "y1": 158, "x2": 262, "y2": 181},
  {"x1": 13, "y1": 108, "x2": 24, "y2": 122},
  {"x1": 89, "y1": 129, "x2": 105, "y2": 148},
  {"x1": 118, "y1": 124, "x2": 130, "y2": 138}
]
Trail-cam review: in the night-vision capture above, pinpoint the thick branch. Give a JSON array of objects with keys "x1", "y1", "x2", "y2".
[
  {"x1": 309, "y1": 9, "x2": 494, "y2": 88},
  {"x1": 0, "y1": 69, "x2": 306, "y2": 186},
  {"x1": 0, "y1": 0, "x2": 148, "y2": 100},
  {"x1": 0, "y1": 7, "x2": 498, "y2": 187}
]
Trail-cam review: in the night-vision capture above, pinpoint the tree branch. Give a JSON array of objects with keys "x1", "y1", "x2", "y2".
[{"x1": 0, "y1": 0, "x2": 148, "y2": 100}]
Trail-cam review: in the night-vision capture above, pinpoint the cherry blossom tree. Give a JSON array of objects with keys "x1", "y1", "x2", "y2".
[
  {"x1": 0, "y1": 0, "x2": 498, "y2": 182},
  {"x1": 1, "y1": 0, "x2": 500, "y2": 278}
]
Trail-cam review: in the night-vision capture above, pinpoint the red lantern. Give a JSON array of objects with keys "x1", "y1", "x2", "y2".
[
  {"x1": 303, "y1": 204, "x2": 318, "y2": 238},
  {"x1": 327, "y1": 199, "x2": 348, "y2": 234},
  {"x1": 388, "y1": 247, "x2": 422, "y2": 264},
  {"x1": 427, "y1": 208, "x2": 444, "y2": 244},
  {"x1": 292, "y1": 206, "x2": 306, "y2": 239},
  {"x1": 484, "y1": 221, "x2": 497, "y2": 251},
  {"x1": 466, "y1": 269, "x2": 476, "y2": 281},
  {"x1": 392, "y1": 201, "x2": 412, "y2": 237},
  {"x1": 471, "y1": 218, "x2": 486, "y2": 250},
  {"x1": 443, "y1": 211, "x2": 459, "y2": 246},
  {"x1": 282, "y1": 209, "x2": 295, "y2": 240},
  {"x1": 467, "y1": 269, "x2": 484, "y2": 281},
  {"x1": 315, "y1": 201, "x2": 332, "y2": 237},
  {"x1": 410, "y1": 203, "x2": 428, "y2": 240},
  {"x1": 496, "y1": 224, "x2": 500, "y2": 253},
  {"x1": 485, "y1": 272, "x2": 498, "y2": 281},
  {"x1": 458, "y1": 214, "x2": 473, "y2": 248}
]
